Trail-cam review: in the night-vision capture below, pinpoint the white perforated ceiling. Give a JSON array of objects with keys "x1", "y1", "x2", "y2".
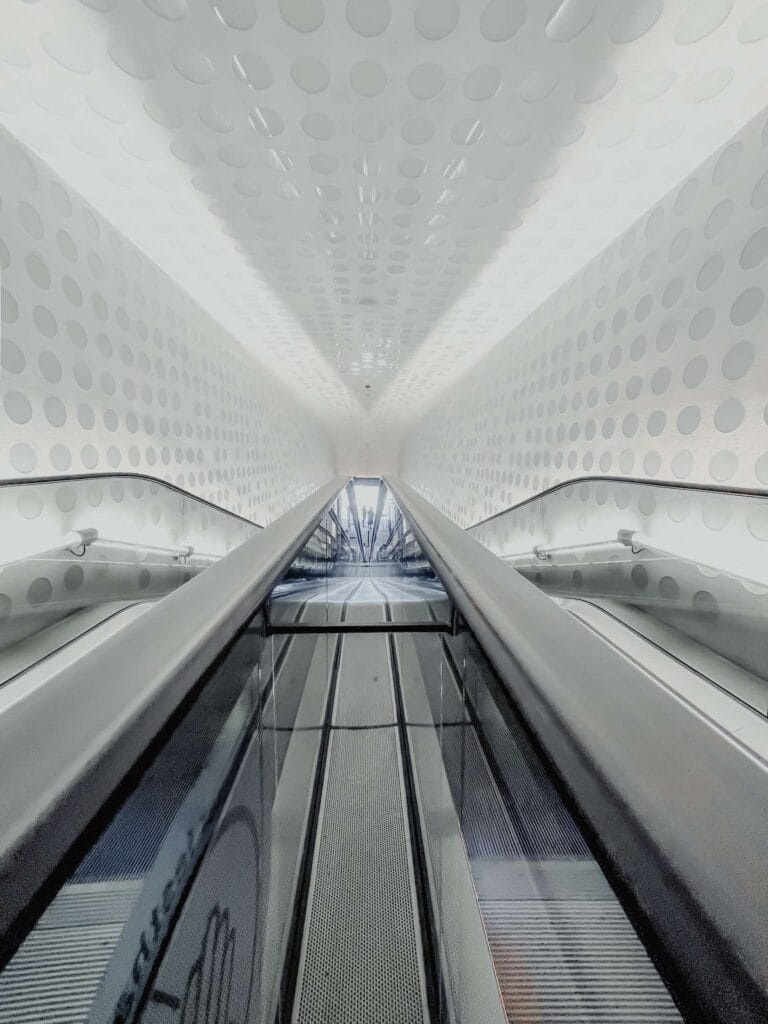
[{"x1": 2, "y1": 0, "x2": 768, "y2": 470}]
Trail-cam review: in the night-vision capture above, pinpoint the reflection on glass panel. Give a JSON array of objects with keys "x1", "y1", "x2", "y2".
[
  {"x1": 0, "y1": 475, "x2": 260, "y2": 683},
  {"x1": 0, "y1": 612, "x2": 264, "y2": 1022},
  {"x1": 266, "y1": 479, "x2": 452, "y2": 629},
  {"x1": 337, "y1": 477, "x2": 397, "y2": 563},
  {"x1": 468, "y1": 478, "x2": 768, "y2": 715},
  {"x1": 136, "y1": 630, "x2": 335, "y2": 1024},
  {"x1": 400, "y1": 626, "x2": 681, "y2": 1024},
  {"x1": 0, "y1": 609, "x2": 338, "y2": 1024}
]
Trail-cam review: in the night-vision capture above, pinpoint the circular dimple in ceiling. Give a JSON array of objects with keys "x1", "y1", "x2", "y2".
[
  {"x1": 143, "y1": 0, "x2": 189, "y2": 23},
  {"x1": 106, "y1": 38, "x2": 156, "y2": 79},
  {"x1": 212, "y1": 0, "x2": 257, "y2": 32},
  {"x1": 279, "y1": 0, "x2": 325, "y2": 34},
  {"x1": 346, "y1": 0, "x2": 392, "y2": 38},
  {"x1": 545, "y1": 0, "x2": 595, "y2": 42},
  {"x1": 349, "y1": 60, "x2": 388, "y2": 98},
  {"x1": 414, "y1": 0, "x2": 460, "y2": 42},
  {"x1": 291, "y1": 55, "x2": 330, "y2": 93},
  {"x1": 406, "y1": 62, "x2": 445, "y2": 100}
]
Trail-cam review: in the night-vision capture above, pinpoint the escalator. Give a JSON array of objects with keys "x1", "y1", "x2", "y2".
[{"x1": 0, "y1": 479, "x2": 764, "y2": 1024}]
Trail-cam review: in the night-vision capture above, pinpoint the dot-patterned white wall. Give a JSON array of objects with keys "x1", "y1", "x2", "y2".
[
  {"x1": 0, "y1": 128, "x2": 335, "y2": 525},
  {"x1": 401, "y1": 107, "x2": 768, "y2": 527}
]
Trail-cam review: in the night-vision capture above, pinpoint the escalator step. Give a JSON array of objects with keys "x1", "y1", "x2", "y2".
[
  {"x1": 0, "y1": 881, "x2": 141, "y2": 1024},
  {"x1": 481, "y1": 899, "x2": 681, "y2": 1023}
]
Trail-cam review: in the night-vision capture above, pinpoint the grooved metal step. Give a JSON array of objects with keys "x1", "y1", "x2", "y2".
[
  {"x1": 480, "y1": 899, "x2": 682, "y2": 1023},
  {"x1": 0, "y1": 882, "x2": 141, "y2": 1024}
]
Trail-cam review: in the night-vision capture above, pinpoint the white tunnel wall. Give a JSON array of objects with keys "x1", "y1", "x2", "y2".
[
  {"x1": 401, "y1": 107, "x2": 768, "y2": 528},
  {"x1": 0, "y1": 128, "x2": 335, "y2": 525}
]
